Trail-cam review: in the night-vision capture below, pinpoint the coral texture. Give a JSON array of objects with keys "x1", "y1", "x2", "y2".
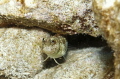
[
  {"x1": 0, "y1": 0, "x2": 117, "y2": 79},
  {"x1": 93, "y1": 0, "x2": 120, "y2": 79},
  {"x1": 0, "y1": 26, "x2": 114, "y2": 79},
  {"x1": 0, "y1": 0, "x2": 100, "y2": 36},
  {"x1": 0, "y1": 27, "x2": 50, "y2": 79}
]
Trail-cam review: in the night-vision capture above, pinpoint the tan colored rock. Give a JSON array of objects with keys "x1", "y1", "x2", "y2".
[
  {"x1": 0, "y1": 0, "x2": 116, "y2": 79},
  {"x1": 0, "y1": 26, "x2": 50, "y2": 79},
  {"x1": 30, "y1": 47, "x2": 114, "y2": 79},
  {"x1": 92, "y1": 0, "x2": 120, "y2": 79},
  {"x1": 0, "y1": 26, "x2": 114, "y2": 79},
  {"x1": 0, "y1": 0, "x2": 100, "y2": 36}
]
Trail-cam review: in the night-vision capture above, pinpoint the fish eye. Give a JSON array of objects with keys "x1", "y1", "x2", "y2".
[
  {"x1": 51, "y1": 39, "x2": 56, "y2": 44},
  {"x1": 42, "y1": 38, "x2": 46, "y2": 42}
]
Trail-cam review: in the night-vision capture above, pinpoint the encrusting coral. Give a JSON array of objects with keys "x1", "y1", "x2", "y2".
[{"x1": 93, "y1": 0, "x2": 120, "y2": 79}]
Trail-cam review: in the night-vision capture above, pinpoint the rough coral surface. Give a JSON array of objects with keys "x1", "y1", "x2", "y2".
[
  {"x1": 0, "y1": 26, "x2": 114, "y2": 79},
  {"x1": 93, "y1": 0, "x2": 120, "y2": 79},
  {"x1": 0, "y1": 0, "x2": 100, "y2": 36},
  {"x1": 0, "y1": 0, "x2": 116, "y2": 79},
  {"x1": 0, "y1": 27, "x2": 50, "y2": 79}
]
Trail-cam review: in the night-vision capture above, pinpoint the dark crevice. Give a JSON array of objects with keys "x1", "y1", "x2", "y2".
[
  {"x1": 66, "y1": 34, "x2": 108, "y2": 50},
  {"x1": 43, "y1": 34, "x2": 112, "y2": 69}
]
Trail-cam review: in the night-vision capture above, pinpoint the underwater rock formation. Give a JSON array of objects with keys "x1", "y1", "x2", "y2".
[
  {"x1": 0, "y1": 27, "x2": 50, "y2": 79},
  {"x1": 29, "y1": 47, "x2": 114, "y2": 79},
  {"x1": 0, "y1": 0, "x2": 117, "y2": 79},
  {"x1": 0, "y1": 0, "x2": 100, "y2": 36},
  {"x1": 0, "y1": 26, "x2": 114, "y2": 79},
  {"x1": 93, "y1": 0, "x2": 120, "y2": 79}
]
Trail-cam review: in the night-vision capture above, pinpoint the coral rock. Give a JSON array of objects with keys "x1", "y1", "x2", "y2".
[
  {"x1": 93, "y1": 0, "x2": 120, "y2": 79},
  {"x1": 30, "y1": 47, "x2": 114, "y2": 79},
  {"x1": 0, "y1": 0, "x2": 100, "y2": 36},
  {"x1": 0, "y1": 27, "x2": 50, "y2": 79}
]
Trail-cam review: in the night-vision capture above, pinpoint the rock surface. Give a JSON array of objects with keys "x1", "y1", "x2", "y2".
[
  {"x1": 0, "y1": 26, "x2": 114, "y2": 79},
  {"x1": 0, "y1": 0, "x2": 100, "y2": 36},
  {"x1": 92, "y1": 0, "x2": 120, "y2": 79},
  {"x1": 0, "y1": 0, "x2": 117, "y2": 79},
  {"x1": 29, "y1": 47, "x2": 114, "y2": 79},
  {"x1": 0, "y1": 26, "x2": 50, "y2": 79}
]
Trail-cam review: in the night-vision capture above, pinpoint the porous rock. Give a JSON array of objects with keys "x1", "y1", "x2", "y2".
[
  {"x1": 0, "y1": 26, "x2": 114, "y2": 79},
  {"x1": 0, "y1": 0, "x2": 116, "y2": 79},
  {"x1": 0, "y1": 0, "x2": 100, "y2": 36},
  {"x1": 92, "y1": 0, "x2": 120, "y2": 79},
  {"x1": 30, "y1": 47, "x2": 114, "y2": 79},
  {"x1": 0, "y1": 26, "x2": 50, "y2": 79}
]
